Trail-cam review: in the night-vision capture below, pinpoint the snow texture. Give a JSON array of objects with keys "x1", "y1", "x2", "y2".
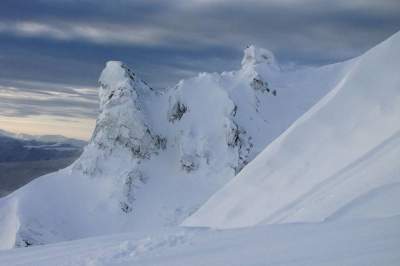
[
  {"x1": 183, "y1": 31, "x2": 400, "y2": 229},
  {"x1": 0, "y1": 43, "x2": 341, "y2": 248},
  {"x1": 0, "y1": 216, "x2": 399, "y2": 266},
  {"x1": 0, "y1": 30, "x2": 399, "y2": 266}
]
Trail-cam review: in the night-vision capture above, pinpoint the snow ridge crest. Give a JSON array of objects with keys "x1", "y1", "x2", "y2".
[
  {"x1": 241, "y1": 45, "x2": 278, "y2": 69},
  {"x1": 75, "y1": 61, "x2": 165, "y2": 175}
]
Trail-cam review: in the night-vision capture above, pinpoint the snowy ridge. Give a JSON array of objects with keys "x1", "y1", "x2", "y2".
[
  {"x1": 0, "y1": 45, "x2": 345, "y2": 249},
  {"x1": 0, "y1": 31, "x2": 399, "y2": 266},
  {"x1": 74, "y1": 61, "x2": 165, "y2": 178},
  {"x1": 183, "y1": 31, "x2": 400, "y2": 229}
]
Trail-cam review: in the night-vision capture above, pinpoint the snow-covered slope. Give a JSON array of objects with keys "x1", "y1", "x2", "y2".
[
  {"x1": 0, "y1": 45, "x2": 347, "y2": 249},
  {"x1": 183, "y1": 31, "x2": 400, "y2": 229},
  {"x1": 1, "y1": 215, "x2": 399, "y2": 266}
]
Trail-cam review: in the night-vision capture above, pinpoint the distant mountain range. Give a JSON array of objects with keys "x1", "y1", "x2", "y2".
[{"x1": 0, "y1": 129, "x2": 85, "y2": 197}]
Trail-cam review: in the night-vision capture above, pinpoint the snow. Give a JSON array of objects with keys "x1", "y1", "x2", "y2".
[
  {"x1": 0, "y1": 40, "x2": 348, "y2": 249},
  {"x1": 0, "y1": 29, "x2": 399, "y2": 266},
  {"x1": 0, "y1": 198, "x2": 19, "y2": 250},
  {"x1": 183, "y1": 31, "x2": 400, "y2": 229},
  {"x1": 241, "y1": 45, "x2": 278, "y2": 69},
  {"x1": 0, "y1": 216, "x2": 399, "y2": 266}
]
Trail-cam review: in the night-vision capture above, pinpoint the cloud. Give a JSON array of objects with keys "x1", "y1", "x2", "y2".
[
  {"x1": 0, "y1": 79, "x2": 98, "y2": 118},
  {"x1": 1, "y1": 0, "x2": 399, "y2": 83},
  {"x1": 0, "y1": 0, "x2": 399, "y2": 138},
  {"x1": 1, "y1": 0, "x2": 399, "y2": 66},
  {"x1": 0, "y1": 78, "x2": 98, "y2": 139},
  {"x1": 0, "y1": 21, "x2": 170, "y2": 46}
]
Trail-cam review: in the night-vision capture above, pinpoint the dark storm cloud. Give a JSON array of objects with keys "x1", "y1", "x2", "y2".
[{"x1": 0, "y1": 0, "x2": 399, "y2": 121}]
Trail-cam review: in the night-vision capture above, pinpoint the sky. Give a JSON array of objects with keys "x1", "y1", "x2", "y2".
[{"x1": 0, "y1": 0, "x2": 399, "y2": 140}]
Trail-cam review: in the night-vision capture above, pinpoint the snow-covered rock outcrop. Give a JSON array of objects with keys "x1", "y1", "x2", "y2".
[
  {"x1": 0, "y1": 43, "x2": 355, "y2": 249},
  {"x1": 75, "y1": 61, "x2": 166, "y2": 175},
  {"x1": 183, "y1": 31, "x2": 400, "y2": 229}
]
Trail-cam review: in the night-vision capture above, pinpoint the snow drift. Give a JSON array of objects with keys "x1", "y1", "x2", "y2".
[
  {"x1": 0, "y1": 45, "x2": 345, "y2": 249},
  {"x1": 1, "y1": 215, "x2": 399, "y2": 266},
  {"x1": 183, "y1": 31, "x2": 400, "y2": 229}
]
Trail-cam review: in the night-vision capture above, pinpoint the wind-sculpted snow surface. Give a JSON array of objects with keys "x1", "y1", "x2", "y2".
[
  {"x1": 183, "y1": 31, "x2": 400, "y2": 229},
  {"x1": 0, "y1": 44, "x2": 367, "y2": 249},
  {"x1": 1, "y1": 216, "x2": 399, "y2": 266}
]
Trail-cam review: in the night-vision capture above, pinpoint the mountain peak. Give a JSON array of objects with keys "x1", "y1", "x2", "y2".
[
  {"x1": 99, "y1": 61, "x2": 132, "y2": 86},
  {"x1": 74, "y1": 61, "x2": 165, "y2": 176},
  {"x1": 241, "y1": 45, "x2": 277, "y2": 68},
  {"x1": 98, "y1": 61, "x2": 139, "y2": 107}
]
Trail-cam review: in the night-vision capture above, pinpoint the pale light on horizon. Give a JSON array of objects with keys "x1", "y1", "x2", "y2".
[{"x1": 0, "y1": 114, "x2": 95, "y2": 140}]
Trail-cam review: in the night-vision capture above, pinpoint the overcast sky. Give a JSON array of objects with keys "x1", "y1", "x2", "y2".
[{"x1": 0, "y1": 0, "x2": 399, "y2": 139}]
